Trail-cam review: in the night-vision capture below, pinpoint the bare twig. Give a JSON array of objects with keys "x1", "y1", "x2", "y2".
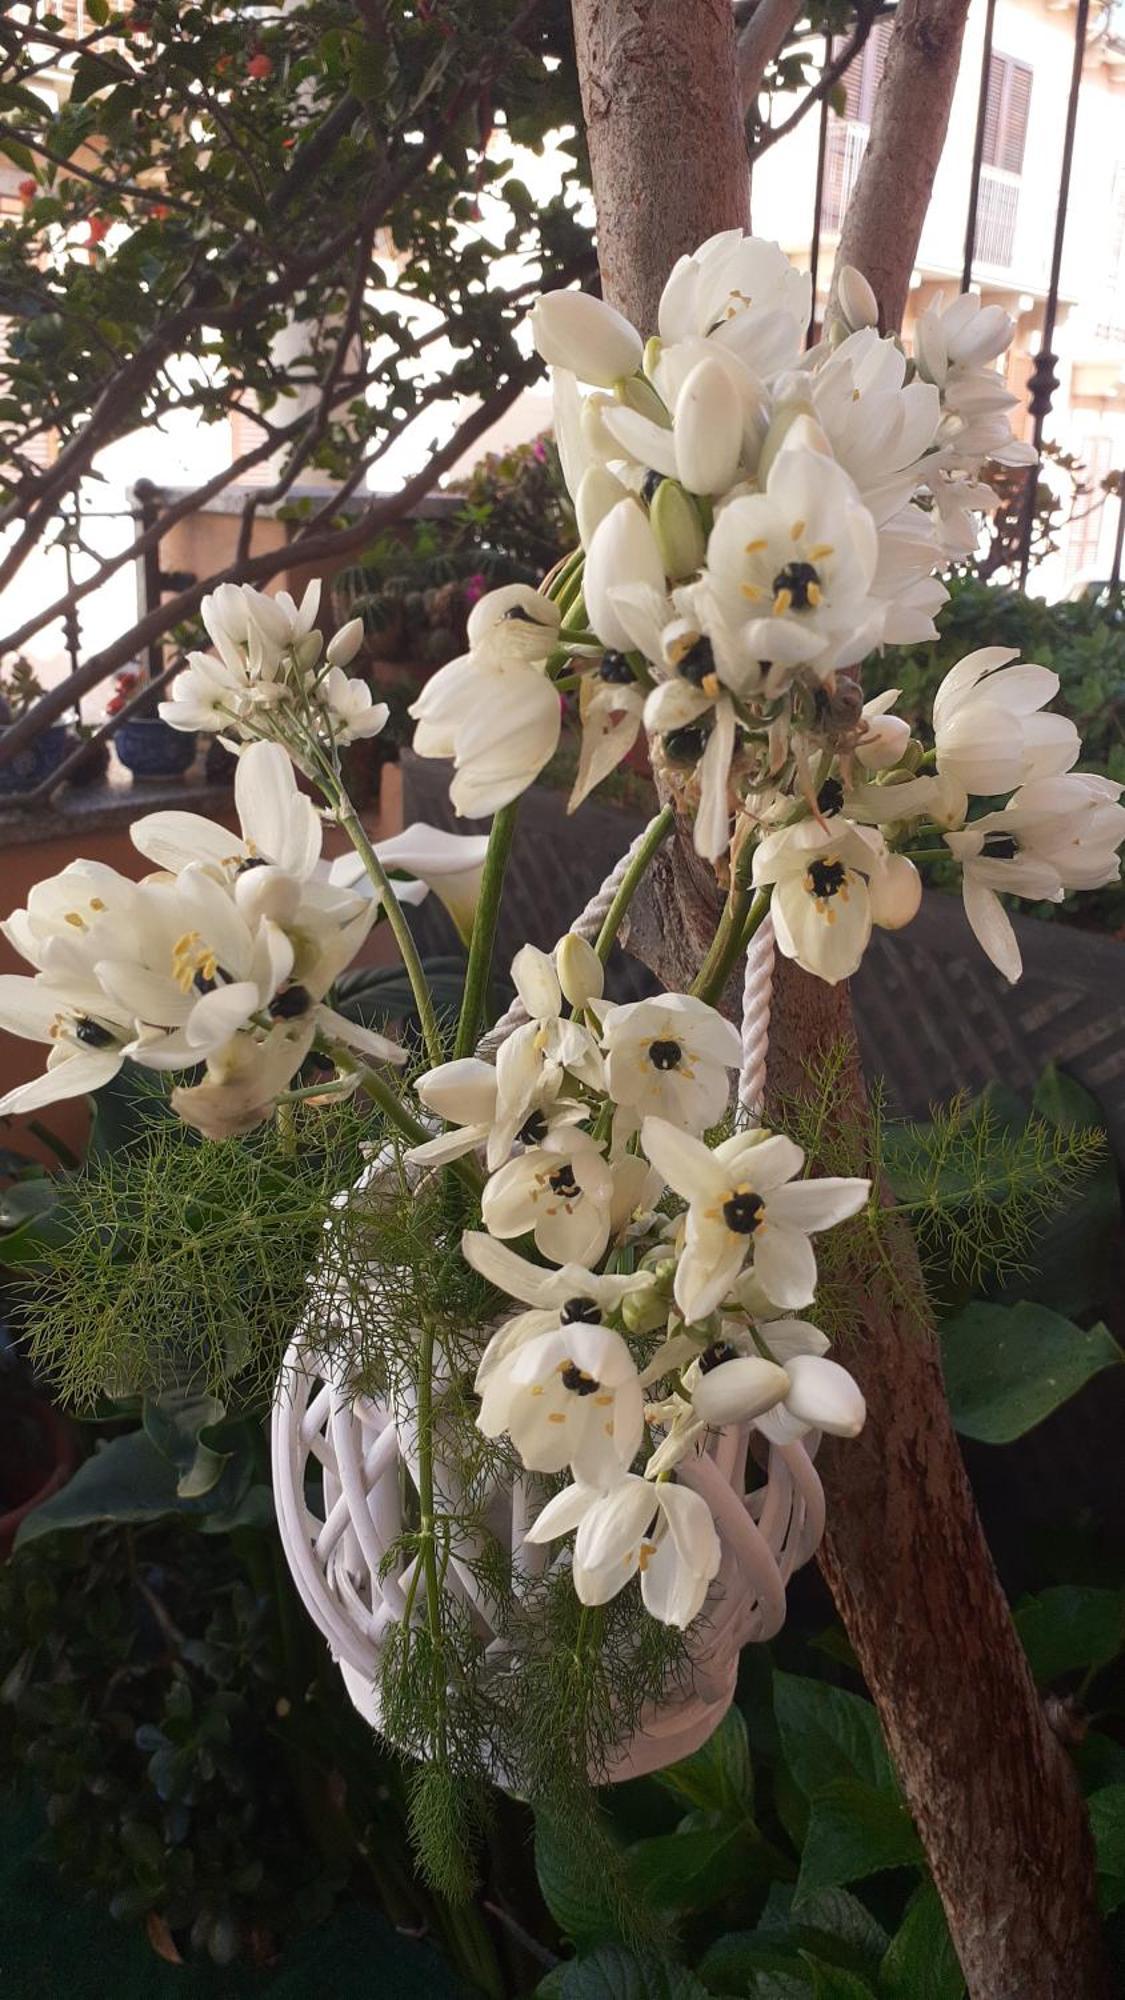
[
  {"x1": 753, "y1": 4, "x2": 878, "y2": 158},
  {"x1": 736, "y1": 0, "x2": 807, "y2": 115}
]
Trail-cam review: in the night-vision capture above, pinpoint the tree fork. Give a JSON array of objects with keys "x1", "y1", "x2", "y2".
[{"x1": 569, "y1": 1, "x2": 1110, "y2": 1991}]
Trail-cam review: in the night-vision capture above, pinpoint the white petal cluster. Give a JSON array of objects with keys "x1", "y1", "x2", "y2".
[
  {"x1": 160, "y1": 581, "x2": 389, "y2": 753},
  {"x1": 408, "y1": 932, "x2": 868, "y2": 1633},
  {"x1": 409, "y1": 584, "x2": 563, "y2": 818},
  {"x1": 0, "y1": 743, "x2": 405, "y2": 1128}
]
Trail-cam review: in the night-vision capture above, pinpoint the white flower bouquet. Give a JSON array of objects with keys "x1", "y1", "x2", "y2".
[{"x1": 2, "y1": 233, "x2": 1121, "y2": 1798}]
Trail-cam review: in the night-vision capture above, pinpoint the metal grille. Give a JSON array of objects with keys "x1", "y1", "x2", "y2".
[{"x1": 974, "y1": 170, "x2": 1019, "y2": 269}]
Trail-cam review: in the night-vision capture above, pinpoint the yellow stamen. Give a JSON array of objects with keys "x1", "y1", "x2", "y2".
[
  {"x1": 773, "y1": 588, "x2": 793, "y2": 616},
  {"x1": 807, "y1": 582, "x2": 823, "y2": 608},
  {"x1": 790, "y1": 519, "x2": 806, "y2": 540},
  {"x1": 64, "y1": 912, "x2": 87, "y2": 930},
  {"x1": 807, "y1": 542, "x2": 834, "y2": 561},
  {"x1": 548, "y1": 1412, "x2": 567, "y2": 1425},
  {"x1": 637, "y1": 1539, "x2": 658, "y2": 1573},
  {"x1": 701, "y1": 671, "x2": 720, "y2": 697},
  {"x1": 741, "y1": 582, "x2": 764, "y2": 603},
  {"x1": 744, "y1": 537, "x2": 768, "y2": 555}
]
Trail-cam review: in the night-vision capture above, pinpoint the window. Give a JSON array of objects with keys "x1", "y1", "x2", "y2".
[
  {"x1": 1096, "y1": 164, "x2": 1125, "y2": 342},
  {"x1": 982, "y1": 54, "x2": 1033, "y2": 176},
  {"x1": 972, "y1": 52, "x2": 1032, "y2": 269},
  {"x1": 1067, "y1": 436, "x2": 1112, "y2": 582},
  {"x1": 820, "y1": 20, "x2": 894, "y2": 232}
]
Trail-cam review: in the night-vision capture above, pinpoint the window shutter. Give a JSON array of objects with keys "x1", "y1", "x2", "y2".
[
  {"x1": 835, "y1": 36, "x2": 865, "y2": 122},
  {"x1": 999, "y1": 61, "x2": 1032, "y2": 175},
  {"x1": 982, "y1": 55, "x2": 1004, "y2": 167}
]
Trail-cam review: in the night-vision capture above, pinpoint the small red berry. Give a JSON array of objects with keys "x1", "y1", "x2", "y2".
[{"x1": 18, "y1": 178, "x2": 36, "y2": 200}]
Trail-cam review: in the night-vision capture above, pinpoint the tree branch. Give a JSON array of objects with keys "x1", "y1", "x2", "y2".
[
  {"x1": 736, "y1": 0, "x2": 806, "y2": 115},
  {"x1": 752, "y1": 4, "x2": 878, "y2": 158}
]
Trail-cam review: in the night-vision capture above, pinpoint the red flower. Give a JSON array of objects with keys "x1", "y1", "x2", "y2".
[
  {"x1": 87, "y1": 215, "x2": 110, "y2": 244},
  {"x1": 18, "y1": 178, "x2": 36, "y2": 201},
  {"x1": 247, "y1": 51, "x2": 273, "y2": 79}
]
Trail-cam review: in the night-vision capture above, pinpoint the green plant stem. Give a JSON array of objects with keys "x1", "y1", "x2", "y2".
[
  {"x1": 415, "y1": 1319, "x2": 444, "y2": 1649},
  {"x1": 903, "y1": 847, "x2": 951, "y2": 863},
  {"x1": 691, "y1": 850, "x2": 764, "y2": 1006},
  {"x1": 454, "y1": 802, "x2": 518, "y2": 1060},
  {"x1": 345, "y1": 1058, "x2": 481, "y2": 1196},
  {"x1": 336, "y1": 804, "x2": 445, "y2": 1069},
  {"x1": 594, "y1": 805, "x2": 676, "y2": 962}
]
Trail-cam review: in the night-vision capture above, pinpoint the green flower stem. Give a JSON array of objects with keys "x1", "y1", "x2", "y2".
[
  {"x1": 335, "y1": 804, "x2": 444, "y2": 1070},
  {"x1": 902, "y1": 847, "x2": 950, "y2": 863},
  {"x1": 594, "y1": 804, "x2": 676, "y2": 963},
  {"x1": 453, "y1": 801, "x2": 518, "y2": 1060},
  {"x1": 691, "y1": 847, "x2": 762, "y2": 1006},
  {"x1": 341, "y1": 1056, "x2": 482, "y2": 1197},
  {"x1": 415, "y1": 1317, "x2": 444, "y2": 1646}
]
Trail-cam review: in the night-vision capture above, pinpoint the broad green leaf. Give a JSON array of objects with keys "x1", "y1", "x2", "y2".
[
  {"x1": 798, "y1": 1961, "x2": 875, "y2": 2000},
  {"x1": 0, "y1": 1178, "x2": 57, "y2": 1229},
  {"x1": 142, "y1": 1386, "x2": 229, "y2": 1500},
  {"x1": 772, "y1": 1674, "x2": 894, "y2": 1799},
  {"x1": 697, "y1": 1931, "x2": 814, "y2": 1996},
  {"x1": 785, "y1": 1888, "x2": 887, "y2": 1970},
  {"x1": 1010, "y1": 1065, "x2": 1121, "y2": 1318},
  {"x1": 880, "y1": 1882, "x2": 965, "y2": 1999},
  {"x1": 796, "y1": 1781, "x2": 921, "y2": 1897},
  {"x1": 14, "y1": 1430, "x2": 179, "y2": 1546},
  {"x1": 554, "y1": 1945, "x2": 711, "y2": 1999},
  {"x1": 625, "y1": 1822, "x2": 782, "y2": 1914},
  {"x1": 534, "y1": 1811, "x2": 618, "y2": 1952},
  {"x1": 940, "y1": 1301, "x2": 1122, "y2": 1443},
  {"x1": 1088, "y1": 1784, "x2": 1125, "y2": 1913},
  {"x1": 1014, "y1": 1586, "x2": 1125, "y2": 1683},
  {"x1": 654, "y1": 1706, "x2": 754, "y2": 1817}
]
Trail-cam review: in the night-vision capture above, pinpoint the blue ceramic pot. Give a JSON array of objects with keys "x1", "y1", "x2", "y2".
[
  {"x1": 0, "y1": 723, "x2": 72, "y2": 797},
  {"x1": 114, "y1": 717, "x2": 197, "y2": 778}
]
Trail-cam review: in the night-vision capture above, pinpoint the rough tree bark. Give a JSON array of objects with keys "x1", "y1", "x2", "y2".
[
  {"x1": 569, "y1": 3, "x2": 1111, "y2": 1994},
  {"x1": 835, "y1": 0, "x2": 974, "y2": 329}
]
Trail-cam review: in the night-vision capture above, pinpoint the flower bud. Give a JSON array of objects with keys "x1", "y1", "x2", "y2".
[
  {"x1": 869, "y1": 854, "x2": 923, "y2": 931},
  {"x1": 234, "y1": 862, "x2": 302, "y2": 927},
  {"x1": 576, "y1": 463, "x2": 628, "y2": 549},
  {"x1": 467, "y1": 584, "x2": 561, "y2": 664},
  {"x1": 327, "y1": 617, "x2": 364, "y2": 669},
  {"x1": 616, "y1": 373, "x2": 671, "y2": 425},
  {"x1": 673, "y1": 356, "x2": 742, "y2": 497},
  {"x1": 530, "y1": 290, "x2": 643, "y2": 387},
  {"x1": 649, "y1": 479, "x2": 705, "y2": 579},
  {"x1": 642, "y1": 335, "x2": 663, "y2": 381},
  {"x1": 692, "y1": 1356, "x2": 790, "y2": 1426},
  {"x1": 294, "y1": 630, "x2": 323, "y2": 674},
  {"x1": 584, "y1": 500, "x2": 667, "y2": 654},
  {"x1": 857, "y1": 712, "x2": 911, "y2": 771},
  {"x1": 620, "y1": 1274, "x2": 669, "y2": 1336},
  {"x1": 784, "y1": 1354, "x2": 866, "y2": 1437},
  {"x1": 555, "y1": 931, "x2": 604, "y2": 1009},
  {"x1": 837, "y1": 265, "x2": 879, "y2": 332}
]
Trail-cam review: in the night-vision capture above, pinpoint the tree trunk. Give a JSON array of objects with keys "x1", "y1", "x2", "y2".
[
  {"x1": 568, "y1": 3, "x2": 1111, "y2": 1994},
  {"x1": 834, "y1": 0, "x2": 973, "y2": 329}
]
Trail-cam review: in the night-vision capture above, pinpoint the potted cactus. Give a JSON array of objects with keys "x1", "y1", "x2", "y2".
[{"x1": 0, "y1": 657, "x2": 73, "y2": 797}]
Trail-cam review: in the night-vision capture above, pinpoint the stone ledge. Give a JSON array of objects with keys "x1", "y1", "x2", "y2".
[{"x1": 0, "y1": 766, "x2": 236, "y2": 848}]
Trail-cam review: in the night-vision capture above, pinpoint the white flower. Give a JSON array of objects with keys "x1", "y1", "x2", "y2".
[
  {"x1": 318, "y1": 665, "x2": 388, "y2": 745},
  {"x1": 704, "y1": 446, "x2": 881, "y2": 681},
  {"x1": 170, "y1": 1020, "x2": 316, "y2": 1141},
  {"x1": 867, "y1": 852, "x2": 923, "y2": 931},
  {"x1": 525, "y1": 1474, "x2": 722, "y2": 1629},
  {"x1": 0, "y1": 973, "x2": 138, "y2": 1113},
  {"x1": 754, "y1": 1353, "x2": 866, "y2": 1445},
  {"x1": 159, "y1": 649, "x2": 248, "y2": 734},
  {"x1": 570, "y1": 657, "x2": 646, "y2": 812},
  {"x1": 131, "y1": 740, "x2": 323, "y2": 882},
  {"x1": 583, "y1": 500, "x2": 668, "y2": 656},
  {"x1": 641, "y1": 1116, "x2": 869, "y2": 1322},
  {"x1": 603, "y1": 353, "x2": 744, "y2": 498},
  {"x1": 481, "y1": 1129, "x2": 615, "y2": 1267},
  {"x1": 331, "y1": 824, "x2": 490, "y2": 941},
  {"x1": 530, "y1": 289, "x2": 643, "y2": 387},
  {"x1": 944, "y1": 773, "x2": 1125, "y2": 983},
  {"x1": 932, "y1": 648, "x2": 1079, "y2": 797},
  {"x1": 752, "y1": 817, "x2": 891, "y2": 984},
  {"x1": 408, "y1": 1058, "x2": 501, "y2": 1164},
  {"x1": 476, "y1": 1320, "x2": 644, "y2": 1484},
  {"x1": 806, "y1": 330, "x2": 940, "y2": 521},
  {"x1": 658, "y1": 231, "x2": 809, "y2": 378},
  {"x1": 690, "y1": 1351, "x2": 791, "y2": 1426},
  {"x1": 462, "y1": 1229, "x2": 655, "y2": 1332},
  {"x1": 598, "y1": 992, "x2": 741, "y2": 1132},
  {"x1": 485, "y1": 942, "x2": 605, "y2": 1169},
  {"x1": 409, "y1": 586, "x2": 562, "y2": 817}
]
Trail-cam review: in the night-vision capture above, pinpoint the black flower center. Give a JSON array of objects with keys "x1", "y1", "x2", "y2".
[
  {"x1": 236, "y1": 855, "x2": 268, "y2": 874},
  {"x1": 772, "y1": 560, "x2": 822, "y2": 611},
  {"x1": 676, "y1": 637, "x2": 717, "y2": 687},
  {"x1": 981, "y1": 833, "x2": 1019, "y2": 861},
  {"x1": 722, "y1": 1189, "x2": 764, "y2": 1235},
  {"x1": 192, "y1": 965, "x2": 231, "y2": 995},
  {"x1": 561, "y1": 1362, "x2": 600, "y2": 1396},
  {"x1": 699, "y1": 1340, "x2": 740, "y2": 1374},
  {"x1": 663, "y1": 724, "x2": 708, "y2": 764},
  {"x1": 816, "y1": 778, "x2": 845, "y2": 817},
  {"x1": 75, "y1": 1016, "x2": 115, "y2": 1049},
  {"x1": 561, "y1": 1297, "x2": 600, "y2": 1324},
  {"x1": 501, "y1": 604, "x2": 547, "y2": 626},
  {"x1": 806, "y1": 858, "x2": 847, "y2": 901},
  {"x1": 648, "y1": 1038, "x2": 682, "y2": 1071},
  {"x1": 269, "y1": 983, "x2": 312, "y2": 1020},
  {"x1": 548, "y1": 1165, "x2": 581, "y2": 1200},
  {"x1": 598, "y1": 651, "x2": 635, "y2": 685},
  {"x1": 641, "y1": 468, "x2": 664, "y2": 504},
  {"x1": 519, "y1": 1109, "x2": 549, "y2": 1145}
]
